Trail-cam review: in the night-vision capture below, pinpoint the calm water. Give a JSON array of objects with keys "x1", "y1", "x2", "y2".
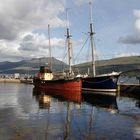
[{"x1": 0, "y1": 83, "x2": 139, "y2": 140}]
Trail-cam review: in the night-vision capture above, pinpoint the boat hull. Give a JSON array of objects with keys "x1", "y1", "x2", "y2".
[
  {"x1": 33, "y1": 77, "x2": 82, "y2": 92},
  {"x1": 82, "y1": 74, "x2": 119, "y2": 92}
]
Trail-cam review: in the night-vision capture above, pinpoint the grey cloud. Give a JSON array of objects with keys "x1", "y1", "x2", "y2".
[
  {"x1": 19, "y1": 43, "x2": 40, "y2": 52},
  {"x1": 0, "y1": 0, "x2": 66, "y2": 40},
  {"x1": 22, "y1": 35, "x2": 34, "y2": 42},
  {"x1": 118, "y1": 34, "x2": 140, "y2": 44},
  {"x1": 18, "y1": 33, "x2": 49, "y2": 53},
  {"x1": 118, "y1": 9, "x2": 140, "y2": 45},
  {"x1": 0, "y1": 21, "x2": 18, "y2": 40},
  {"x1": 0, "y1": 49, "x2": 24, "y2": 62}
]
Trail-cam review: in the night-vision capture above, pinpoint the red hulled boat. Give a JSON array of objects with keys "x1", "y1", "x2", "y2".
[
  {"x1": 33, "y1": 66, "x2": 82, "y2": 92},
  {"x1": 33, "y1": 22, "x2": 82, "y2": 92}
]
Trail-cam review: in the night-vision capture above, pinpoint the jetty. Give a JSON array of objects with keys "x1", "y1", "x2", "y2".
[
  {"x1": 117, "y1": 72, "x2": 140, "y2": 94},
  {"x1": 118, "y1": 84, "x2": 140, "y2": 94}
]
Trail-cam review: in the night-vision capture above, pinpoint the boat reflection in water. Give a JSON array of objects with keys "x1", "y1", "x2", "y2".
[
  {"x1": 33, "y1": 88, "x2": 81, "y2": 108},
  {"x1": 33, "y1": 88, "x2": 81, "y2": 103},
  {"x1": 33, "y1": 88, "x2": 81, "y2": 140},
  {"x1": 33, "y1": 89, "x2": 52, "y2": 109},
  {"x1": 33, "y1": 88, "x2": 119, "y2": 113},
  {"x1": 32, "y1": 88, "x2": 140, "y2": 139},
  {"x1": 82, "y1": 92, "x2": 118, "y2": 114}
]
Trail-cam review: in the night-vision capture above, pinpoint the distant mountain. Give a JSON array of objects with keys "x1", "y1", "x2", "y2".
[
  {"x1": 73, "y1": 56, "x2": 140, "y2": 75},
  {"x1": 0, "y1": 57, "x2": 68, "y2": 74},
  {"x1": 0, "y1": 56, "x2": 140, "y2": 75}
]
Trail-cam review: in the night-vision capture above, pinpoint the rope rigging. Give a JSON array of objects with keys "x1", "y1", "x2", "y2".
[{"x1": 73, "y1": 36, "x2": 90, "y2": 64}]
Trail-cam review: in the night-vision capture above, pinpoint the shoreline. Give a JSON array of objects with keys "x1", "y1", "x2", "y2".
[
  {"x1": 0, "y1": 78, "x2": 33, "y2": 84},
  {"x1": 0, "y1": 78, "x2": 20, "y2": 83}
]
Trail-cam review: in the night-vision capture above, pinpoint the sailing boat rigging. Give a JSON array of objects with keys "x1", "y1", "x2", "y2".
[
  {"x1": 82, "y1": 2, "x2": 120, "y2": 92},
  {"x1": 33, "y1": 12, "x2": 82, "y2": 92}
]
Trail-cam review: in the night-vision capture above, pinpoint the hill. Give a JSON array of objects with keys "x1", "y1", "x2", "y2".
[
  {"x1": 0, "y1": 56, "x2": 140, "y2": 75},
  {"x1": 73, "y1": 56, "x2": 140, "y2": 75},
  {"x1": 0, "y1": 57, "x2": 68, "y2": 74}
]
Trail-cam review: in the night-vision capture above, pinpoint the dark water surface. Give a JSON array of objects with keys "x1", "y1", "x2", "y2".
[{"x1": 0, "y1": 83, "x2": 139, "y2": 140}]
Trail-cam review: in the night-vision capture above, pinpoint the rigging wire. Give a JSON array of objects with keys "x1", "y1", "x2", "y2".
[
  {"x1": 73, "y1": 36, "x2": 89, "y2": 64},
  {"x1": 71, "y1": 41, "x2": 74, "y2": 65},
  {"x1": 60, "y1": 8, "x2": 72, "y2": 71}
]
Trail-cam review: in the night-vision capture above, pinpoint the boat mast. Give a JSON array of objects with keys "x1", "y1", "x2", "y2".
[
  {"x1": 89, "y1": 2, "x2": 96, "y2": 76},
  {"x1": 66, "y1": 9, "x2": 72, "y2": 76},
  {"x1": 48, "y1": 24, "x2": 52, "y2": 70}
]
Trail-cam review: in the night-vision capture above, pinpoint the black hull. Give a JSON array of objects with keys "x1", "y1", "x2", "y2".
[{"x1": 82, "y1": 74, "x2": 120, "y2": 92}]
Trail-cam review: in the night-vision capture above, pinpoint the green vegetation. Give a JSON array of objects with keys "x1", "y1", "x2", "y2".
[
  {"x1": 73, "y1": 56, "x2": 140, "y2": 75},
  {"x1": 0, "y1": 56, "x2": 140, "y2": 75}
]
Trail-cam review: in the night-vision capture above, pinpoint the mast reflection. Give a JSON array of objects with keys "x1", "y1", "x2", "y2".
[{"x1": 32, "y1": 88, "x2": 81, "y2": 140}]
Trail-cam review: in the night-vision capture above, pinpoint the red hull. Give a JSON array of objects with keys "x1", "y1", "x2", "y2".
[{"x1": 33, "y1": 78, "x2": 82, "y2": 92}]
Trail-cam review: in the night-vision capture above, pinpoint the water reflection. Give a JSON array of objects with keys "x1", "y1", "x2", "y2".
[
  {"x1": 32, "y1": 89, "x2": 119, "y2": 139},
  {"x1": 0, "y1": 83, "x2": 139, "y2": 140},
  {"x1": 33, "y1": 89, "x2": 51, "y2": 109},
  {"x1": 82, "y1": 93, "x2": 118, "y2": 114},
  {"x1": 32, "y1": 88, "x2": 140, "y2": 140},
  {"x1": 32, "y1": 88, "x2": 82, "y2": 140},
  {"x1": 118, "y1": 91, "x2": 140, "y2": 140},
  {"x1": 33, "y1": 87, "x2": 81, "y2": 105},
  {"x1": 33, "y1": 89, "x2": 140, "y2": 140},
  {"x1": 117, "y1": 91, "x2": 140, "y2": 116}
]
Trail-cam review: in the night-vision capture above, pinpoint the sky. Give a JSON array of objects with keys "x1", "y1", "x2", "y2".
[{"x1": 0, "y1": 0, "x2": 140, "y2": 64}]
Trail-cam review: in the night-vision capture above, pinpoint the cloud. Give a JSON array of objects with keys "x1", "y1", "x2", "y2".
[
  {"x1": 0, "y1": 31, "x2": 67, "y2": 61},
  {"x1": 19, "y1": 32, "x2": 65, "y2": 51},
  {"x1": 118, "y1": 34, "x2": 140, "y2": 44},
  {"x1": 0, "y1": 0, "x2": 66, "y2": 40},
  {"x1": 134, "y1": 9, "x2": 140, "y2": 33},
  {"x1": 19, "y1": 33, "x2": 48, "y2": 52},
  {"x1": 0, "y1": 40, "x2": 22, "y2": 61},
  {"x1": 119, "y1": 9, "x2": 140, "y2": 44},
  {"x1": 0, "y1": 29, "x2": 84, "y2": 62},
  {"x1": 0, "y1": 0, "x2": 70, "y2": 61}
]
